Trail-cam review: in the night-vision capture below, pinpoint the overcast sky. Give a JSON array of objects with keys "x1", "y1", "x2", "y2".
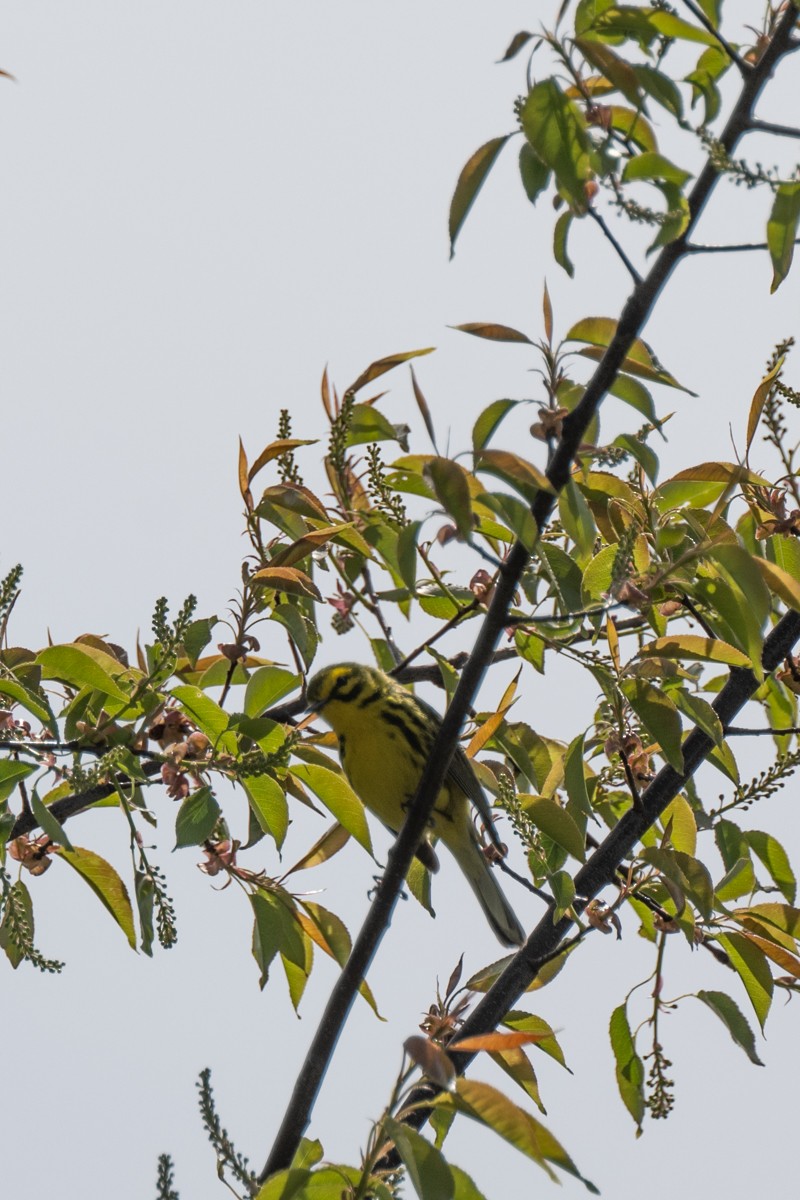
[{"x1": 2, "y1": 4, "x2": 800, "y2": 1199}]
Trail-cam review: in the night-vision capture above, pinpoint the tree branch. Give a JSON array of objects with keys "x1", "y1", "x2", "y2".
[
  {"x1": 679, "y1": 0, "x2": 747, "y2": 72},
  {"x1": 685, "y1": 239, "x2": 800, "y2": 253},
  {"x1": 257, "y1": 7, "x2": 800, "y2": 1181},
  {"x1": 587, "y1": 207, "x2": 642, "y2": 283},
  {"x1": 9, "y1": 760, "x2": 164, "y2": 840},
  {"x1": 749, "y1": 116, "x2": 800, "y2": 139}
]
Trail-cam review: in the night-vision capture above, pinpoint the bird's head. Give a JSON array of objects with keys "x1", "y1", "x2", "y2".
[{"x1": 306, "y1": 663, "x2": 373, "y2": 714}]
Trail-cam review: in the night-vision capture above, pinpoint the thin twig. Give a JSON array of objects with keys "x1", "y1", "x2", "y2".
[
  {"x1": 391, "y1": 599, "x2": 480, "y2": 676},
  {"x1": 496, "y1": 856, "x2": 552, "y2": 904},
  {"x1": 588, "y1": 207, "x2": 642, "y2": 283},
  {"x1": 361, "y1": 563, "x2": 403, "y2": 664},
  {"x1": 680, "y1": 0, "x2": 747, "y2": 71},
  {"x1": 685, "y1": 239, "x2": 800, "y2": 254},
  {"x1": 726, "y1": 724, "x2": 800, "y2": 736},
  {"x1": 749, "y1": 117, "x2": 800, "y2": 139}
]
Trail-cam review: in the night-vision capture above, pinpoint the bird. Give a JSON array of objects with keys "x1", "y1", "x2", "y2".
[{"x1": 305, "y1": 662, "x2": 526, "y2": 947}]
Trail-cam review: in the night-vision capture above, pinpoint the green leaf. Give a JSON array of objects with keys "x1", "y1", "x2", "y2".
[
  {"x1": 574, "y1": 37, "x2": 643, "y2": 106},
  {"x1": 0, "y1": 759, "x2": 36, "y2": 804},
  {"x1": 502, "y1": 1011, "x2": 568, "y2": 1070},
  {"x1": 30, "y1": 791, "x2": 74, "y2": 852},
  {"x1": 243, "y1": 775, "x2": 289, "y2": 849},
  {"x1": 767, "y1": 181, "x2": 800, "y2": 292},
  {"x1": 565, "y1": 317, "x2": 692, "y2": 392},
  {"x1": 423, "y1": 458, "x2": 474, "y2": 540},
  {"x1": 450, "y1": 1164, "x2": 489, "y2": 1200},
  {"x1": 716, "y1": 932, "x2": 774, "y2": 1031},
  {"x1": 620, "y1": 677, "x2": 684, "y2": 772},
  {"x1": 519, "y1": 142, "x2": 551, "y2": 204},
  {"x1": 609, "y1": 1004, "x2": 644, "y2": 1131},
  {"x1": 639, "y1": 848, "x2": 714, "y2": 917},
  {"x1": 435, "y1": 1078, "x2": 598, "y2": 1192},
  {"x1": 251, "y1": 889, "x2": 291, "y2": 989},
  {"x1": 449, "y1": 135, "x2": 512, "y2": 257},
  {"x1": 735, "y1": 902, "x2": 800, "y2": 939},
  {"x1": 170, "y1": 684, "x2": 237, "y2": 752},
  {"x1": 383, "y1": 1117, "x2": 454, "y2": 1200},
  {"x1": 755, "y1": 557, "x2": 800, "y2": 613},
  {"x1": 649, "y1": 9, "x2": 720, "y2": 45},
  {"x1": 715, "y1": 856, "x2": 756, "y2": 903},
  {"x1": 622, "y1": 151, "x2": 692, "y2": 187},
  {"x1": 695, "y1": 991, "x2": 763, "y2": 1066},
  {"x1": 638, "y1": 635, "x2": 750, "y2": 668},
  {"x1": 537, "y1": 540, "x2": 582, "y2": 609},
  {"x1": 174, "y1": 786, "x2": 221, "y2": 848},
  {"x1": 558, "y1": 480, "x2": 595, "y2": 562},
  {"x1": 518, "y1": 80, "x2": 593, "y2": 213},
  {"x1": 613, "y1": 433, "x2": 659, "y2": 484},
  {"x1": 181, "y1": 616, "x2": 217, "y2": 667},
  {"x1": 472, "y1": 399, "x2": 518, "y2": 453},
  {"x1": 0, "y1": 679, "x2": 56, "y2": 730},
  {"x1": 669, "y1": 688, "x2": 723, "y2": 746},
  {"x1": 564, "y1": 733, "x2": 592, "y2": 821},
  {"x1": 632, "y1": 64, "x2": 683, "y2": 119},
  {"x1": 476, "y1": 449, "x2": 552, "y2": 504},
  {"x1": 56, "y1": 846, "x2": 136, "y2": 948},
  {"x1": 745, "y1": 831, "x2": 796, "y2": 904},
  {"x1": 290, "y1": 763, "x2": 372, "y2": 854},
  {"x1": 519, "y1": 796, "x2": 585, "y2": 861},
  {"x1": 345, "y1": 403, "x2": 404, "y2": 448},
  {"x1": 550, "y1": 870, "x2": 576, "y2": 920},
  {"x1": 244, "y1": 667, "x2": 301, "y2": 718},
  {"x1": 271, "y1": 604, "x2": 319, "y2": 671},
  {"x1": 553, "y1": 211, "x2": 574, "y2": 277},
  {"x1": 659, "y1": 794, "x2": 696, "y2": 856},
  {"x1": 607, "y1": 105, "x2": 658, "y2": 153},
  {"x1": 37, "y1": 644, "x2": 130, "y2": 702}
]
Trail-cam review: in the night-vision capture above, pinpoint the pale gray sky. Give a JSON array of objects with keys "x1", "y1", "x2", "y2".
[{"x1": 2, "y1": 4, "x2": 799, "y2": 1199}]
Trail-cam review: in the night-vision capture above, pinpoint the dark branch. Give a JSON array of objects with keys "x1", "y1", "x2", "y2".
[
  {"x1": 679, "y1": 0, "x2": 747, "y2": 72},
  {"x1": 685, "y1": 239, "x2": 800, "y2": 254},
  {"x1": 749, "y1": 117, "x2": 800, "y2": 139},
  {"x1": 9, "y1": 760, "x2": 163, "y2": 840},
  {"x1": 587, "y1": 208, "x2": 642, "y2": 283},
  {"x1": 726, "y1": 724, "x2": 800, "y2": 736}
]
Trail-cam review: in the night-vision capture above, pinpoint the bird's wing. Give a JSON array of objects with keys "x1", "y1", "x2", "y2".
[
  {"x1": 410, "y1": 691, "x2": 505, "y2": 853},
  {"x1": 447, "y1": 747, "x2": 505, "y2": 853}
]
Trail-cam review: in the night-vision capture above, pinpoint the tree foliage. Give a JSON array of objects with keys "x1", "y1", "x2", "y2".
[{"x1": 5, "y1": 4, "x2": 800, "y2": 1197}]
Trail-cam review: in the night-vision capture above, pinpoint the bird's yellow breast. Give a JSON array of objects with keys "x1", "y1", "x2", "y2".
[{"x1": 323, "y1": 697, "x2": 463, "y2": 838}]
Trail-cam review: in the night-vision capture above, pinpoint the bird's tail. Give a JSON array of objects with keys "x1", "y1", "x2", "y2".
[{"x1": 443, "y1": 821, "x2": 526, "y2": 947}]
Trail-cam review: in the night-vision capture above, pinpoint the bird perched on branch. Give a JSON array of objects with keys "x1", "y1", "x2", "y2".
[{"x1": 306, "y1": 663, "x2": 525, "y2": 947}]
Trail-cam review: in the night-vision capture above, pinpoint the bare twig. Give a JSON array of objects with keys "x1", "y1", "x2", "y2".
[
  {"x1": 588, "y1": 207, "x2": 642, "y2": 283},
  {"x1": 685, "y1": 239, "x2": 800, "y2": 253},
  {"x1": 679, "y1": 0, "x2": 747, "y2": 72},
  {"x1": 749, "y1": 117, "x2": 800, "y2": 139}
]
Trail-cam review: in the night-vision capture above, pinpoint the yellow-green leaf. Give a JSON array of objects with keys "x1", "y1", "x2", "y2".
[
  {"x1": 449, "y1": 136, "x2": 512, "y2": 257},
  {"x1": 639, "y1": 635, "x2": 750, "y2": 668},
  {"x1": 55, "y1": 846, "x2": 136, "y2": 949},
  {"x1": 767, "y1": 181, "x2": 800, "y2": 293},
  {"x1": 290, "y1": 763, "x2": 372, "y2": 854},
  {"x1": 519, "y1": 795, "x2": 585, "y2": 861}
]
